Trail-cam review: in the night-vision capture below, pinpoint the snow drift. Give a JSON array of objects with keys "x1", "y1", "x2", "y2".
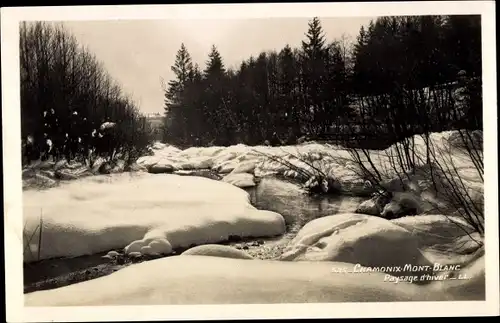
[
  {"x1": 279, "y1": 213, "x2": 431, "y2": 275},
  {"x1": 22, "y1": 173, "x2": 285, "y2": 262},
  {"x1": 137, "y1": 131, "x2": 482, "y2": 199},
  {"x1": 25, "y1": 252, "x2": 485, "y2": 306},
  {"x1": 181, "y1": 244, "x2": 254, "y2": 259},
  {"x1": 392, "y1": 214, "x2": 482, "y2": 254},
  {"x1": 279, "y1": 213, "x2": 482, "y2": 276}
]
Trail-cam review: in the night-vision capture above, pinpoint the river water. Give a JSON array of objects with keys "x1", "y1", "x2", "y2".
[
  {"x1": 247, "y1": 177, "x2": 362, "y2": 230},
  {"x1": 237, "y1": 177, "x2": 363, "y2": 259},
  {"x1": 24, "y1": 175, "x2": 364, "y2": 292}
]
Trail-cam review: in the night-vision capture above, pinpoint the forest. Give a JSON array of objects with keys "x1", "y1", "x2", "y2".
[
  {"x1": 20, "y1": 22, "x2": 151, "y2": 165},
  {"x1": 19, "y1": 16, "x2": 482, "y2": 164},
  {"x1": 162, "y1": 15, "x2": 482, "y2": 148}
]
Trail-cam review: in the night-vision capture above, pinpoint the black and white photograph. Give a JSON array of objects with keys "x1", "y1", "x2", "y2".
[{"x1": 2, "y1": 2, "x2": 498, "y2": 321}]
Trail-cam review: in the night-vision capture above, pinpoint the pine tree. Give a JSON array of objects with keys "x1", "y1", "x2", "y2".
[
  {"x1": 301, "y1": 17, "x2": 326, "y2": 61},
  {"x1": 204, "y1": 45, "x2": 225, "y2": 77},
  {"x1": 278, "y1": 44, "x2": 300, "y2": 140},
  {"x1": 352, "y1": 25, "x2": 369, "y2": 94},
  {"x1": 203, "y1": 45, "x2": 230, "y2": 144},
  {"x1": 165, "y1": 43, "x2": 193, "y2": 110},
  {"x1": 163, "y1": 43, "x2": 194, "y2": 144},
  {"x1": 324, "y1": 41, "x2": 349, "y2": 129},
  {"x1": 300, "y1": 17, "x2": 328, "y2": 134}
]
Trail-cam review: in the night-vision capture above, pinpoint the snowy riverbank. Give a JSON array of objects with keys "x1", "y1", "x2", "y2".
[
  {"x1": 23, "y1": 173, "x2": 285, "y2": 263},
  {"x1": 22, "y1": 129, "x2": 485, "y2": 303}
]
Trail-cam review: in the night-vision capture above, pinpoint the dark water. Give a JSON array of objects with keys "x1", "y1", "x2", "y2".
[
  {"x1": 24, "y1": 176, "x2": 364, "y2": 292},
  {"x1": 245, "y1": 177, "x2": 363, "y2": 234}
]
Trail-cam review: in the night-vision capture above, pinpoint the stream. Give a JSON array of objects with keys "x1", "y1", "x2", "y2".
[
  {"x1": 23, "y1": 176, "x2": 363, "y2": 293},
  {"x1": 240, "y1": 177, "x2": 363, "y2": 259}
]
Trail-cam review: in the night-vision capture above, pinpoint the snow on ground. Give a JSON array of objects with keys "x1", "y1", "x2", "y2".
[
  {"x1": 181, "y1": 244, "x2": 254, "y2": 259},
  {"x1": 278, "y1": 213, "x2": 431, "y2": 275},
  {"x1": 22, "y1": 172, "x2": 285, "y2": 262},
  {"x1": 25, "y1": 252, "x2": 485, "y2": 306},
  {"x1": 138, "y1": 130, "x2": 482, "y2": 199},
  {"x1": 136, "y1": 132, "x2": 482, "y2": 224},
  {"x1": 221, "y1": 173, "x2": 256, "y2": 188},
  {"x1": 392, "y1": 214, "x2": 482, "y2": 254},
  {"x1": 278, "y1": 213, "x2": 482, "y2": 276}
]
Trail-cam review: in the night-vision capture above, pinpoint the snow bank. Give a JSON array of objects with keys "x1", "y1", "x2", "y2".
[
  {"x1": 356, "y1": 145, "x2": 483, "y2": 219},
  {"x1": 140, "y1": 130, "x2": 482, "y2": 197},
  {"x1": 221, "y1": 173, "x2": 256, "y2": 188},
  {"x1": 25, "y1": 254, "x2": 485, "y2": 306},
  {"x1": 181, "y1": 244, "x2": 254, "y2": 259},
  {"x1": 139, "y1": 141, "x2": 368, "y2": 192},
  {"x1": 22, "y1": 156, "x2": 149, "y2": 191},
  {"x1": 22, "y1": 173, "x2": 286, "y2": 262},
  {"x1": 279, "y1": 213, "x2": 431, "y2": 274},
  {"x1": 391, "y1": 214, "x2": 482, "y2": 253},
  {"x1": 278, "y1": 212, "x2": 483, "y2": 279}
]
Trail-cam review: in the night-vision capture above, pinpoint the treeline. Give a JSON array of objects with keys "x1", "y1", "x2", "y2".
[
  {"x1": 20, "y1": 22, "x2": 152, "y2": 165},
  {"x1": 162, "y1": 15, "x2": 482, "y2": 148},
  {"x1": 352, "y1": 15, "x2": 481, "y2": 94}
]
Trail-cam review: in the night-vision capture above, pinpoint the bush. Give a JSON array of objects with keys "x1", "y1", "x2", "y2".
[{"x1": 344, "y1": 82, "x2": 484, "y2": 238}]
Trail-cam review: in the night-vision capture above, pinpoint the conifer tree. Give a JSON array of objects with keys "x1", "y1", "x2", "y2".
[
  {"x1": 203, "y1": 45, "x2": 230, "y2": 144},
  {"x1": 278, "y1": 44, "x2": 300, "y2": 140},
  {"x1": 301, "y1": 17, "x2": 328, "y2": 134},
  {"x1": 163, "y1": 43, "x2": 194, "y2": 144}
]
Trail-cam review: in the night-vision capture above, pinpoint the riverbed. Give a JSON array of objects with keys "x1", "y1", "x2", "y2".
[{"x1": 23, "y1": 175, "x2": 362, "y2": 293}]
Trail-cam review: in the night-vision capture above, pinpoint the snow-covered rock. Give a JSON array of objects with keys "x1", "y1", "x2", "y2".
[
  {"x1": 230, "y1": 159, "x2": 258, "y2": 174},
  {"x1": 279, "y1": 213, "x2": 431, "y2": 275},
  {"x1": 222, "y1": 173, "x2": 256, "y2": 188},
  {"x1": 104, "y1": 250, "x2": 120, "y2": 258},
  {"x1": 181, "y1": 244, "x2": 254, "y2": 259},
  {"x1": 141, "y1": 129, "x2": 482, "y2": 201},
  {"x1": 22, "y1": 173, "x2": 286, "y2": 262},
  {"x1": 213, "y1": 158, "x2": 239, "y2": 173},
  {"x1": 380, "y1": 192, "x2": 423, "y2": 219},
  {"x1": 254, "y1": 177, "x2": 306, "y2": 197},
  {"x1": 355, "y1": 194, "x2": 389, "y2": 216},
  {"x1": 124, "y1": 237, "x2": 173, "y2": 256},
  {"x1": 177, "y1": 156, "x2": 214, "y2": 170},
  {"x1": 25, "y1": 253, "x2": 485, "y2": 306},
  {"x1": 212, "y1": 152, "x2": 239, "y2": 170},
  {"x1": 148, "y1": 162, "x2": 174, "y2": 174}
]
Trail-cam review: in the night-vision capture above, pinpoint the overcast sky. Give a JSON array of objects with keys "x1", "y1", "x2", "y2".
[{"x1": 62, "y1": 17, "x2": 374, "y2": 114}]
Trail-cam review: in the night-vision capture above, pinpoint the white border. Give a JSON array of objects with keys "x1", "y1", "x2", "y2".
[{"x1": 2, "y1": 2, "x2": 498, "y2": 321}]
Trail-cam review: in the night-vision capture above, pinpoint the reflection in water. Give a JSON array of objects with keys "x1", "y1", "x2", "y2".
[
  {"x1": 245, "y1": 177, "x2": 363, "y2": 233},
  {"x1": 24, "y1": 176, "x2": 367, "y2": 292}
]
